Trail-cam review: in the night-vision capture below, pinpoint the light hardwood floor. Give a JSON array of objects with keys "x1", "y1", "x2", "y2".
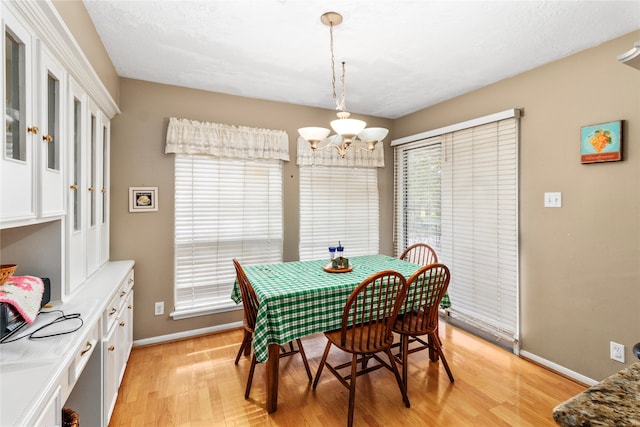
[{"x1": 109, "y1": 320, "x2": 585, "y2": 426}]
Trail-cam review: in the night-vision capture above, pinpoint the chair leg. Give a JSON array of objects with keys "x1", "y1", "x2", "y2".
[
  {"x1": 312, "y1": 341, "x2": 332, "y2": 390},
  {"x1": 245, "y1": 353, "x2": 257, "y2": 399},
  {"x1": 347, "y1": 353, "x2": 358, "y2": 427},
  {"x1": 401, "y1": 334, "x2": 410, "y2": 393},
  {"x1": 385, "y1": 348, "x2": 410, "y2": 408},
  {"x1": 430, "y1": 332, "x2": 454, "y2": 383},
  {"x1": 235, "y1": 330, "x2": 252, "y2": 365},
  {"x1": 296, "y1": 339, "x2": 312, "y2": 381}
]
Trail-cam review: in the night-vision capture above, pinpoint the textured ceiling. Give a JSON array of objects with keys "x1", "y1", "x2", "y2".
[{"x1": 83, "y1": 0, "x2": 640, "y2": 119}]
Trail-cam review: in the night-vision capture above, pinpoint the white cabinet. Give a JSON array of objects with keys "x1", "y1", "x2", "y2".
[
  {"x1": 1, "y1": 6, "x2": 66, "y2": 226},
  {"x1": 66, "y1": 77, "x2": 87, "y2": 295},
  {"x1": 103, "y1": 318, "x2": 119, "y2": 422},
  {"x1": 36, "y1": 42, "x2": 65, "y2": 218},
  {"x1": 2, "y1": 7, "x2": 36, "y2": 223},
  {"x1": 103, "y1": 269, "x2": 134, "y2": 425},
  {"x1": 117, "y1": 290, "x2": 134, "y2": 382},
  {"x1": 2, "y1": 4, "x2": 110, "y2": 296},
  {"x1": 66, "y1": 79, "x2": 110, "y2": 297},
  {"x1": 99, "y1": 115, "x2": 110, "y2": 266},
  {"x1": 33, "y1": 386, "x2": 61, "y2": 427},
  {"x1": 0, "y1": 2, "x2": 125, "y2": 426},
  {"x1": 85, "y1": 99, "x2": 103, "y2": 275}
]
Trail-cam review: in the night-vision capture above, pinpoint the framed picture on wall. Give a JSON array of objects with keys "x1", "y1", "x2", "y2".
[
  {"x1": 580, "y1": 120, "x2": 622, "y2": 164},
  {"x1": 129, "y1": 187, "x2": 158, "y2": 212}
]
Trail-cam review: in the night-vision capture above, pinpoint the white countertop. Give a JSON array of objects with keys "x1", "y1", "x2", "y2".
[{"x1": 0, "y1": 260, "x2": 134, "y2": 427}]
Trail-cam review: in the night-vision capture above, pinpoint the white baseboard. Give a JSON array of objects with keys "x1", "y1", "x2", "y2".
[
  {"x1": 133, "y1": 321, "x2": 243, "y2": 347},
  {"x1": 519, "y1": 350, "x2": 597, "y2": 386}
]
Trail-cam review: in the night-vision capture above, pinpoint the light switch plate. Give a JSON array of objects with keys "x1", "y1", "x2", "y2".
[{"x1": 544, "y1": 192, "x2": 562, "y2": 208}]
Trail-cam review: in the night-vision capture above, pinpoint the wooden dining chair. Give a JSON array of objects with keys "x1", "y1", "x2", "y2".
[
  {"x1": 312, "y1": 270, "x2": 410, "y2": 427},
  {"x1": 399, "y1": 242, "x2": 438, "y2": 266},
  {"x1": 393, "y1": 263, "x2": 454, "y2": 389},
  {"x1": 232, "y1": 259, "x2": 312, "y2": 399}
]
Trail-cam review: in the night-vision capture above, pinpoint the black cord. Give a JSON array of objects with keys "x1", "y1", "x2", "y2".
[{"x1": 0, "y1": 309, "x2": 83, "y2": 343}]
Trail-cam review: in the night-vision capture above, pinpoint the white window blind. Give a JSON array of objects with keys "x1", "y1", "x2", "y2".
[
  {"x1": 299, "y1": 166, "x2": 379, "y2": 261},
  {"x1": 174, "y1": 154, "x2": 283, "y2": 318},
  {"x1": 394, "y1": 113, "x2": 519, "y2": 348}
]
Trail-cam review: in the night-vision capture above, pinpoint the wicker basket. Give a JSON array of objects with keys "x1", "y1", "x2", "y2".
[
  {"x1": 0, "y1": 264, "x2": 16, "y2": 286},
  {"x1": 62, "y1": 407, "x2": 79, "y2": 427}
]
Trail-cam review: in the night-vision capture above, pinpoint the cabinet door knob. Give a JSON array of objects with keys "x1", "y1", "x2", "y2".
[
  {"x1": 101, "y1": 188, "x2": 107, "y2": 193},
  {"x1": 70, "y1": 184, "x2": 78, "y2": 190},
  {"x1": 27, "y1": 126, "x2": 39, "y2": 134},
  {"x1": 88, "y1": 186, "x2": 94, "y2": 192},
  {"x1": 128, "y1": 305, "x2": 133, "y2": 310},
  {"x1": 108, "y1": 345, "x2": 115, "y2": 352},
  {"x1": 119, "y1": 322, "x2": 125, "y2": 327},
  {"x1": 42, "y1": 134, "x2": 52, "y2": 142}
]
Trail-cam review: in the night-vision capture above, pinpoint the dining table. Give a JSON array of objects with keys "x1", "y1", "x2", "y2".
[{"x1": 230, "y1": 254, "x2": 451, "y2": 413}]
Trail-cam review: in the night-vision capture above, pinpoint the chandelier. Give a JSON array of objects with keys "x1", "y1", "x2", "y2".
[{"x1": 298, "y1": 12, "x2": 389, "y2": 158}]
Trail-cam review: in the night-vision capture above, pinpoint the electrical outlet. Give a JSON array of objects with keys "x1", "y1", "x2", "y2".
[
  {"x1": 154, "y1": 301, "x2": 164, "y2": 316},
  {"x1": 610, "y1": 341, "x2": 625, "y2": 363}
]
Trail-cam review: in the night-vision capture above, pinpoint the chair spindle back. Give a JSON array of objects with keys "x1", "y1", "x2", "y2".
[
  {"x1": 398, "y1": 263, "x2": 450, "y2": 334},
  {"x1": 340, "y1": 270, "x2": 408, "y2": 352},
  {"x1": 400, "y1": 243, "x2": 438, "y2": 266},
  {"x1": 233, "y1": 259, "x2": 259, "y2": 331}
]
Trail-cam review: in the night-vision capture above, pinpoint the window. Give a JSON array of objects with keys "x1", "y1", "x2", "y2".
[
  {"x1": 394, "y1": 110, "x2": 519, "y2": 348},
  {"x1": 394, "y1": 137, "x2": 442, "y2": 254},
  {"x1": 166, "y1": 117, "x2": 290, "y2": 320},
  {"x1": 299, "y1": 166, "x2": 379, "y2": 260},
  {"x1": 174, "y1": 155, "x2": 284, "y2": 318}
]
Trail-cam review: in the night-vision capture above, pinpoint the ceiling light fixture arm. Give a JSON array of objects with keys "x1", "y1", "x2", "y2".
[{"x1": 298, "y1": 11, "x2": 389, "y2": 158}]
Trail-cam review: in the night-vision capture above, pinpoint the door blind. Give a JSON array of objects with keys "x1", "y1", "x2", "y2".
[
  {"x1": 440, "y1": 118, "x2": 519, "y2": 344},
  {"x1": 394, "y1": 114, "x2": 519, "y2": 347}
]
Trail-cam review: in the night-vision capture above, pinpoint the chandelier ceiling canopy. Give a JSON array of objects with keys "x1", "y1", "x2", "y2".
[{"x1": 298, "y1": 12, "x2": 389, "y2": 158}]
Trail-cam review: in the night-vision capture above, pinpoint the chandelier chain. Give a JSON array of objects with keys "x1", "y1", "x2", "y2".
[
  {"x1": 329, "y1": 21, "x2": 345, "y2": 112},
  {"x1": 340, "y1": 61, "x2": 346, "y2": 112}
]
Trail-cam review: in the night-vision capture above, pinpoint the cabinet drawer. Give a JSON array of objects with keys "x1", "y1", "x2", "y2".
[
  {"x1": 103, "y1": 293, "x2": 119, "y2": 334},
  {"x1": 103, "y1": 269, "x2": 134, "y2": 335},
  {"x1": 68, "y1": 321, "x2": 99, "y2": 387},
  {"x1": 117, "y1": 270, "x2": 134, "y2": 310}
]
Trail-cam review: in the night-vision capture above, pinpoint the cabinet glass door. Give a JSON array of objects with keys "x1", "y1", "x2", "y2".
[
  {"x1": 72, "y1": 98, "x2": 82, "y2": 232},
  {"x1": 38, "y1": 46, "x2": 65, "y2": 217},
  {"x1": 102, "y1": 125, "x2": 108, "y2": 225},
  {"x1": 99, "y1": 120, "x2": 110, "y2": 265},
  {"x1": 2, "y1": 10, "x2": 35, "y2": 222},
  {"x1": 67, "y1": 78, "x2": 86, "y2": 294},
  {"x1": 85, "y1": 104, "x2": 101, "y2": 274},
  {"x1": 89, "y1": 114, "x2": 96, "y2": 227},
  {"x1": 5, "y1": 30, "x2": 25, "y2": 161},
  {"x1": 46, "y1": 73, "x2": 59, "y2": 170}
]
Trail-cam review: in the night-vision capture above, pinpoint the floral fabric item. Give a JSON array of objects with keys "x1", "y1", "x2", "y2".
[{"x1": 0, "y1": 276, "x2": 44, "y2": 323}]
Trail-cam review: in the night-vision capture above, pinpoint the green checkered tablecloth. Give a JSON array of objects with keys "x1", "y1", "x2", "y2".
[{"x1": 231, "y1": 254, "x2": 451, "y2": 363}]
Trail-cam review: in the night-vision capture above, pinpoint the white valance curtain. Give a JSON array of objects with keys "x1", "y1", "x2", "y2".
[
  {"x1": 166, "y1": 117, "x2": 290, "y2": 161},
  {"x1": 296, "y1": 136, "x2": 384, "y2": 167}
]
